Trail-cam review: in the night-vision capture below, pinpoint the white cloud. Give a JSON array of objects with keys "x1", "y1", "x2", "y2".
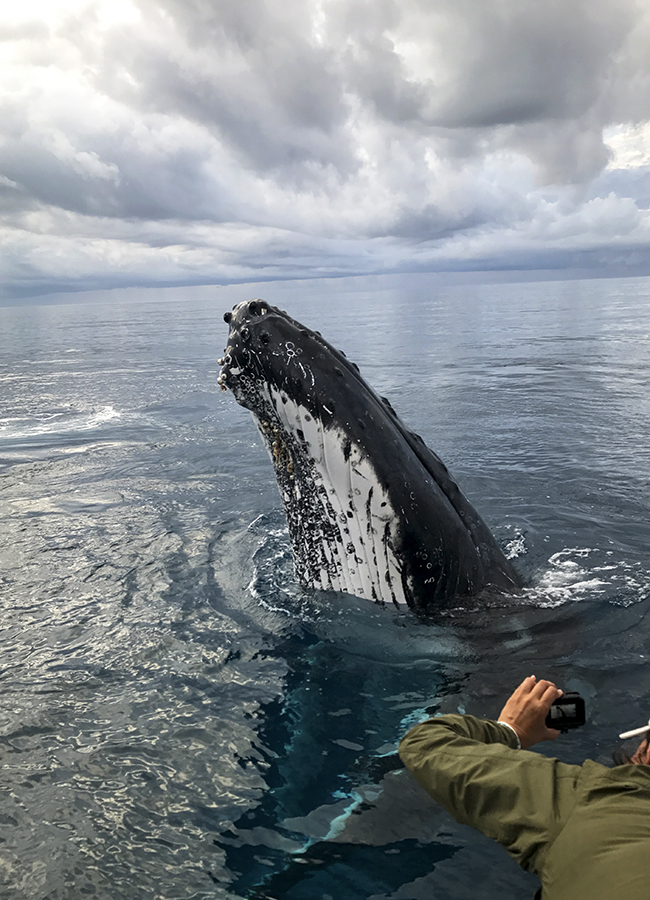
[
  {"x1": 605, "y1": 123, "x2": 650, "y2": 169},
  {"x1": 1, "y1": 0, "x2": 650, "y2": 300}
]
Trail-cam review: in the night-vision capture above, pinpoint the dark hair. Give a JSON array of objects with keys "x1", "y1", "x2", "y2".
[
  {"x1": 612, "y1": 734, "x2": 650, "y2": 766},
  {"x1": 612, "y1": 748, "x2": 632, "y2": 767}
]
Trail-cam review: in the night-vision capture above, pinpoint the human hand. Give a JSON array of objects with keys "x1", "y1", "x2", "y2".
[{"x1": 498, "y1": 676, "x2": 563, "y2": 750}]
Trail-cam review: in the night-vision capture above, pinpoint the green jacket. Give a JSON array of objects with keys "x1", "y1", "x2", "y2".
[{"x1": 399, "y1": 714, "x2": 650, "y2": 900}]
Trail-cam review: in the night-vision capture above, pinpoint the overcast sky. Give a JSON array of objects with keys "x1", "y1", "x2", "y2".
[{"x1": 2, "y1": 0, "x2": 650, "y2": 300}]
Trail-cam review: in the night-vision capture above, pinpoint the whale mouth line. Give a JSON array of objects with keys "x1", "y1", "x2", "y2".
[{"x1": 220, "y1": 299, "x2": 522, "y2": 610}]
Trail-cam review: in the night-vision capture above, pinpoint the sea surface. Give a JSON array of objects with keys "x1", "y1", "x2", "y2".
[{"x1": 1, "y1": 275, "x2": 650, "y2": 899}]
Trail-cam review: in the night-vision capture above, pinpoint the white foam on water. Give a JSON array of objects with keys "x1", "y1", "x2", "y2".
[
  {"x1": 504, "y1": 530, "x2": 528, "y2": 560},
  {"x1": 525, "y1": 547, "x2": 650, "y2": 608},
  {"x1": 0, "y1": 405, "x2": 121, "y2": 440}
]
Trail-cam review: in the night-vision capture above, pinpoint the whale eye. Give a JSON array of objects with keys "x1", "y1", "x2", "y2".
[{"x1": 223, "y1": 311, "x2": 232, "y2": 324}]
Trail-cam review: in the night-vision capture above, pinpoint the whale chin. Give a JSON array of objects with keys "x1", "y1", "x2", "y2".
[{"x1": 219, "y1": 299, "x2": 521, "y2": 610}]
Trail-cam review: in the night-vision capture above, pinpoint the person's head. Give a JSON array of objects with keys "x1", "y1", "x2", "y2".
[
  {"x1": 630, "y1": 736, "x2": 650, "y2": 766},
  {"x1": 613, "y1": 735, "x2": 650, "y2": 766}
]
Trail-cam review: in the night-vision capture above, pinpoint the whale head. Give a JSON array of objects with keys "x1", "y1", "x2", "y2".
[{"x1": 218, "y1": 299, "x2": 520, "y2": 609}]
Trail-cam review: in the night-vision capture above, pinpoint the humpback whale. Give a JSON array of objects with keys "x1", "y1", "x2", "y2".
[{"x1": 218, "y1": 299, "x2": 521, "y2": 609}]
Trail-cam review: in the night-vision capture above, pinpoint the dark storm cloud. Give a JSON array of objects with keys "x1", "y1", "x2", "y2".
[
  {"x1": 326, "y1": 0, "x2": 641, "y2": 183},
  {"x1": 1, "y1": 0, "x2": 650, "y2": 300},
  {"x1": 100, "y1": 0, "x2": 357, "y2": 182},
  {"x1": 419, "y1": 0, "x2": 634, "y2": 125},
  {"x1": 0, "y1": 128, "x2": 236, "y2": 222}
]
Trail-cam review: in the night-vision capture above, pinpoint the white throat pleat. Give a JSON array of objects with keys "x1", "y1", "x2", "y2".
[{"x1": 269, "y1": 390, "x2": 407, "y2": 605}]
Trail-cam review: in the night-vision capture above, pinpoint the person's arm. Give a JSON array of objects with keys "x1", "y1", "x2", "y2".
[{"x1": 398, "y1": 679, "x2": 581, "y2": 873}]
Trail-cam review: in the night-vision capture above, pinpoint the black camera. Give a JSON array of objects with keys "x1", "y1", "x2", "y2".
[{"x1": 545, "y1": 692, "x2": 586, "y2": 732}]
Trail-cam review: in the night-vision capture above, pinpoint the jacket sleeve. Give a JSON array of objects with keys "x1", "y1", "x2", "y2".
[{"x1": 398, "y1": 714, "x2": 582, "y2": 873}]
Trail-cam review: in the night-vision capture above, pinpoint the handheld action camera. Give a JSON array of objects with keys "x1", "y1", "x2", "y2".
[{"x1": 545, "y1": 692, "x2": 586, "y2": 732}]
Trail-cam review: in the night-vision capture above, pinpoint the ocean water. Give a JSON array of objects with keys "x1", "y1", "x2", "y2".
[{"x1": 1, "y1": 275, "x2": 650, "y2": 899}]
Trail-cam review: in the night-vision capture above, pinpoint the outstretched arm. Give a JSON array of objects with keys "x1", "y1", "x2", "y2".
[{"x1": 398, "y1": 677, "x2": 579, "y2": 873}]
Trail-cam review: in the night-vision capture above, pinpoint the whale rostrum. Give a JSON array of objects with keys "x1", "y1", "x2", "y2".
[{"x1": 218, "y1": 299, "x2": 521, "y2": 609}]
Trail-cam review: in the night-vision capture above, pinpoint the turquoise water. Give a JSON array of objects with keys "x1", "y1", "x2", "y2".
[{"x1": 1, "y1": 275, "x2": 650, "y2": 898}]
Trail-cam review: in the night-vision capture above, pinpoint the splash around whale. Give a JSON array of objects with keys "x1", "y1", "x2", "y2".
[{"x1": 218, "y1": 299, "x2": 521, "y2": 610}]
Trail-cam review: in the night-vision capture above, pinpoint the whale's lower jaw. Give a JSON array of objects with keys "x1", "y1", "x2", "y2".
[{"x1": 246, "y1": 384, "x2": 409, "y2": 607}]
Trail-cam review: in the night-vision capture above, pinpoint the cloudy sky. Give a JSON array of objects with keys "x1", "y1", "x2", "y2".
[{"x1": 2, "y1": 0, "x2": 650, "y2": 300}]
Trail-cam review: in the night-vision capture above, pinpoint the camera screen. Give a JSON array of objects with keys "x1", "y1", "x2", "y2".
[
  {"x1": 550, "y1": 703, "x2": 576, "y2": 719},
  {"x1": 546, "y1": 693, "x2": 585, "y2": 730}
]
